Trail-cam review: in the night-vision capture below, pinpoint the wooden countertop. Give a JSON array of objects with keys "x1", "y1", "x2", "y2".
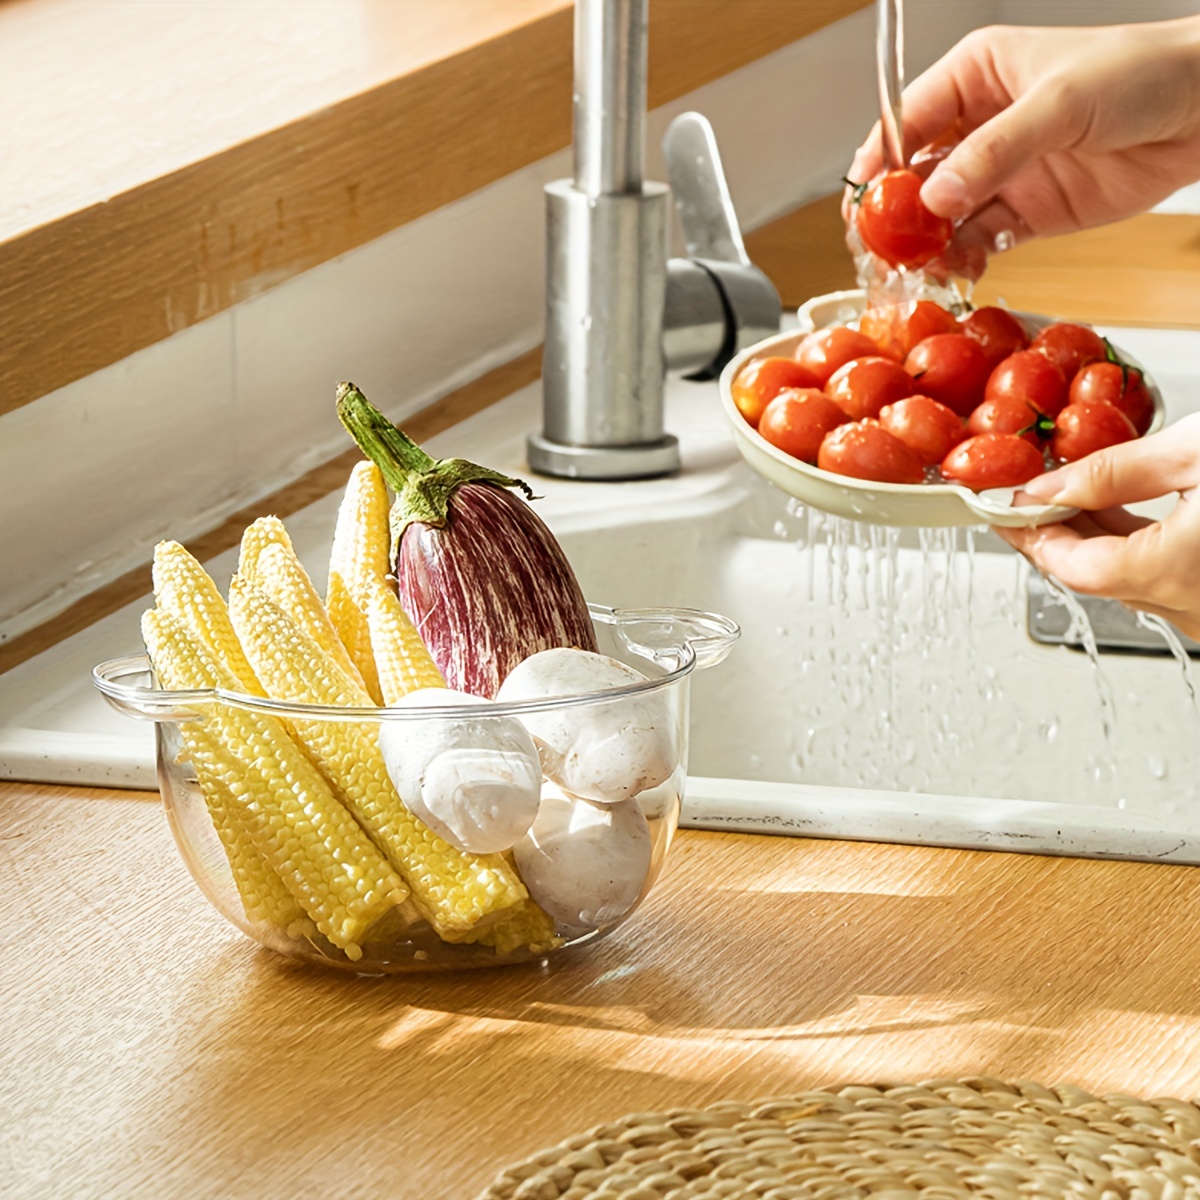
[{"x1": 6, "y1": 778, "x2": 1200, "y2": 1198}]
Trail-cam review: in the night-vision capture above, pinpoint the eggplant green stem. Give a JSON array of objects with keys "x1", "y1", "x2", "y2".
[{"x1": 336, "y1": 382, "x2": 535, "y2": 543}]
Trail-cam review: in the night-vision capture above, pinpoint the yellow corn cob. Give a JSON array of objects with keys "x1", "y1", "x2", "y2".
[
  {"x1": 365, "y1": 578, "x2": 446, "y2": 704},
  {"x1": 227, "y1": 577, "x2": 527, "y2": 938},
  {"x1": 143, "y1": 608, "x2": 409, "y2": 961},
  {"x1": 244, "y1": 538, "x2": 367, "y2": 691},
  {"x1": 468, "y1": 899, "x2": 562, "y2": 957},
  {"x1": 202, "y1": 773, "x2": 315, "y2": 937},
  {"x1": 236, "y1": 514, "x2": 292, "y2": 577},
  {"x1": 152, "y1": 540, "x2": 264, "y2": 697},
  {"x1": 326, "y1": 461, "x2": 390, "y2": 703}
]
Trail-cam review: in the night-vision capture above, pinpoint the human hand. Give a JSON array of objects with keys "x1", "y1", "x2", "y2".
[
  {"x1": 849, "y1": 18, "x2": 1200, "y2": 259},
  {"x1": 996, "y1": 414, "x2": 1200, "y2": 641}
]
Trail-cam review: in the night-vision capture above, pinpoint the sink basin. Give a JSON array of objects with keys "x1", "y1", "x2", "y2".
[{"x1": 4, "y1": 322, "x2": 1200, "y2": 862}]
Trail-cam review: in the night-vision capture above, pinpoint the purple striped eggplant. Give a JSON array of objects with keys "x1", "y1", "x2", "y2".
[{"x1": 336, "y1": 382, "x2": 598, "y2": 698}]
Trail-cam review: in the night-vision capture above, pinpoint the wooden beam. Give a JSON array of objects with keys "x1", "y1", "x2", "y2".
[{"x1": 0, "y1": 0, "x2": 869, "y2": 417}]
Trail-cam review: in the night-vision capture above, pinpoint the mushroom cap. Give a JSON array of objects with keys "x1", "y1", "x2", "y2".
[
  {"x1": 512, "y1": 784, "x2": 652, "y2": 935},
  {"x1": 379, "y1": 687, "x2": 542, "y2": 854},
  {"x1": 496, "y1": 648, "x2": 678, "y2": 803}
]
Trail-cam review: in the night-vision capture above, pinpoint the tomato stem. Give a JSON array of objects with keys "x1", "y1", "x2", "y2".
[
  {"x1": 1103, "y1": 337, "x2": 1130, "y2": 390},
  {"x1": 841, "y1": 176, "x2": 868, "y2": 205},
  {"x1": 1018, "y1": 405, "x2": 1057, "y2": 442}
]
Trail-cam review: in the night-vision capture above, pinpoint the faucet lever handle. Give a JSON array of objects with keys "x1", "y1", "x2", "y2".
[{"x1": 662, "y1": 112, "x2": 750, "y2": 266}]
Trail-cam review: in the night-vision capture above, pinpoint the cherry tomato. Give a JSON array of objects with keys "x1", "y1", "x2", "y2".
[
  {"x1": 878, "y1": 396, "x2": 969, "y2": 465},
  {"x1": 904, "y1": 334, "x2": 991, "y2": 418},
  {"x1": 817, "y1": 419, "x2": 925, "y2": 484},
  {"x1": 757, "y1": 388, "x2": 849, "y2": 464},
  {"x1": 1069, "y1": 360, "x2": 1155, "y2": 436},
  {"x1": 854, "y1": 169, "x2": 953, "y2": 269},
  {"x1": 941, "y1": 433, "x2": 1045, "y2": 491},
  {"x1": 859, "y1": 300, "x2": 958, "y2": 360},
  {"x1": 879, "y1": 395, "x2": 965, "y2": 466},
  {"x1": 795, "y1": 326, "x2": 893, "y2": 386},
  {"x1": 968, "y1": 396, "x2": 1055, "y2": 447},
  {"x1": 983, "y1": 349, "x2": 1069, "y2": 419},
  {"x1": 1051, "y1": 399, "x2": 1137, "y2": 463},
  {"x1": 826, "y1": 356, "x2": 918, "y2": 420},
  {"x1": 730, "y1": 356, "x2": 823, "y2": 426},
  {"x1": 959, "y1": 306, "x2": 1029, "y2": 365},
  {"x1": 1030, "y1": 322, "x2": 1107, "y2": 382}
]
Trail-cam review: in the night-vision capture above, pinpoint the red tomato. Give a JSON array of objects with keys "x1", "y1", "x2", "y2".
[
  {"x1": 859, "y1": 300, "x2": 958, "y2": 360},
  {"x1": 1069, "y1": 360, "x2": 1155, "y2": 436},
  {"x1": 1030, "y1": 322, "x2": 1107, "y2": 382},
  {"x1": 730, "y1": 356, "x2": 823, "y2": 426},
  {"x1": 757, "y1": 388, "x2": 849, "y2": 464},
  {"x1": 817, "y1": 419, "x2": 925, "y2": 484},
  {"x1": 983, "y1": 349, "x2": 1069, "y2": 419},
  {"x1": 904, "y1": 334, "x2": 991, "y2": 417},
  {"x1": 941, "y1": 433, "x2": 1046, "y2": 491},
  {"x1": 795, "y1": 327, "x2": 893, "y2": 386},
  {"x1": 879, "y1": 395, "x2": 965, "y2": 466},
  {"x1": 854, "y1": 169, "x2": 954, "y2": 269},
  {"x1": 959, "y1": 306, "x2": 1029, "y2": 365},
  {"x1": 968, "y1": 396, "x2": 1055, "y2": 447},
  {"x1": 1051, "y1": 399, "x2": 1138, "y2": 463},
  {"x1": 826, "y1": 357, "x2": 918, "y2": 420}
]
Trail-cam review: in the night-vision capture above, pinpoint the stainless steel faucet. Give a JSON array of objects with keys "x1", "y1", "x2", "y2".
[{"x1": 527, "y1": 0, "x2": 782, "y2": 480}]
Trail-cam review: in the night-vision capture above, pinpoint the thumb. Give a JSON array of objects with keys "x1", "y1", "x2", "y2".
[{"x1": 920, "y1": 84, "x2": 1078, "y2": 220}]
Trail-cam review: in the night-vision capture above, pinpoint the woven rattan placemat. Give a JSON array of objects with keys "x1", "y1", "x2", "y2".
[{"x1": 476, "y1": 1078, "x2": 1200, "y2": 1198}]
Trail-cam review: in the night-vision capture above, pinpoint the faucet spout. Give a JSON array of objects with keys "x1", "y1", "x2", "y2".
[
  {"x1": 574, "y1": 0, "x2": 645, "y2": 196},
  {"x1": 529, "y1": 0, "x2": 676, "y2": 481},
  {"x1": 528, "y1": 0, "x2": 781, "y2": 481}
]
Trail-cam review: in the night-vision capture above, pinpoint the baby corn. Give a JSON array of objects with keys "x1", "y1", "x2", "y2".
[
  {"x1": 326, "y1": 461, "x2": 390, "y2": 703},
  {"x1": 227, "y1": 577, "x2": 527, "y2": 938},
  {"x1": 365, "y1": 578, "x2": 446, "y2": 704},
  {"x1": 468, "y1": 899, "x2": 561, "y2": 957},
  {"x1": 143, "y1": 608, "x2": 409, "y2": 961},
  {"x1": 203, "y1": 774, "x2": 315, "y2": 938},
  {"x1": 152, "y1": 540, "x2": 264, "y2": 696},
  {"x1": 243, "y1": 533, "x2": 367, "y2": 690},
  {"x1": 235, "y1": 514, "x2": 292, "y2": 576}
]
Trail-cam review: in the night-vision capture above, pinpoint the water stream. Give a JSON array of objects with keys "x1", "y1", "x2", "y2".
[{"x1": 745, "y1": 507, "x2": 1200, "y2": 810}]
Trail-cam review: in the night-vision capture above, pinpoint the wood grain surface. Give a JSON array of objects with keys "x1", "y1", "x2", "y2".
[
  {"x1": 749, "y1": 196, "x2": 1200, "y2": 328},
  {"x1": 1, "y1": 0, "x2": 869, "y2": 416},
  {"x1": 5, "y1": 779, "x2": 1200, "y2": 1198}
]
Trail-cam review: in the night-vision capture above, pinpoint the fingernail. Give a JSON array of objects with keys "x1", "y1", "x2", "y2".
[
  {"x1": 921, "y1": 168, "x2": 971, "y2": 218},
  {"x1": 1021, "y1": 474, "x2": 1061, "y2": 502}
]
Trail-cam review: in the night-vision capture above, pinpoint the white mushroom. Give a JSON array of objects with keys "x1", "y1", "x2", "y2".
[
  {"x1": 512, "y1": 784, "x2": 652, "y2": 935},
  {"x1": 378, "y1": 688, "x2": 542, "y2": 854},
  {"x1": 495, "y1": 648, "x2": 677, "y2": 804}
]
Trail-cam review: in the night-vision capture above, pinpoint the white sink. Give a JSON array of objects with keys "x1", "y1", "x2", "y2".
[{"x1": 4, "y1": 323, "x2": 1200, "y2": 862}]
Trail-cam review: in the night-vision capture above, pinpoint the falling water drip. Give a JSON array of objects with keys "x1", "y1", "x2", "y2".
[
  {"x1": 1041, "y1": 574, "x2": 1121, "y2": 802},
  {"x1": 1136, "y1": 611, "x2": 1200, "y2": 719}
]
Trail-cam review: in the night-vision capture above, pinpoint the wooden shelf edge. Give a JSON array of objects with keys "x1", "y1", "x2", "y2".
[{"x1": 0, "y1": 0, "x2": 869, "y2": 418}]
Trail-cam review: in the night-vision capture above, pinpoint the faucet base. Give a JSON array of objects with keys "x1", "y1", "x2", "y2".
[{"x1": 526, "y1": 433, "x2": 680, "y2": 480}]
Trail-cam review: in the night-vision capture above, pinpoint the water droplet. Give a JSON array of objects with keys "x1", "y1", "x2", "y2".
[{"x1": 994, "y1": 229, "x2": 1017, "y2": 253}]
